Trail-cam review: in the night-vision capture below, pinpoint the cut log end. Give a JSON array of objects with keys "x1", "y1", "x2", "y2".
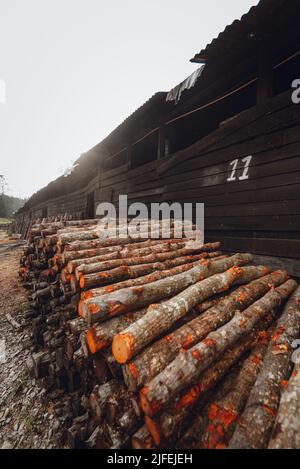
[
  {"x1": 112, "y1": 333, "x2": 135, "y2": 364},
  {"x1": 78, "y1": 300, "x2": 86, "y2": 319}
]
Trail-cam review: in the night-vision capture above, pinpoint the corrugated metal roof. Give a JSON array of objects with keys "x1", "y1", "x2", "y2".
[{"x1": 190, "y1": 0, "x2": 290, "y2": 63}]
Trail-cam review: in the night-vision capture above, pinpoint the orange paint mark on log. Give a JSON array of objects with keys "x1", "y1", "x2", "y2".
[
  {"x1": 258, "y1": 330, "x2": 269, "y2": 345},
  {"x1": 98, "y1": 272, "x2": 109, "y2": 278},
  {"x1": 216, "y1": 443, "x2": 227, "y2": 450},
  {"x1": 128, "y1": 362, "x2": 139, "y2": 380},
  {"x1": 88, "y1": 303, "x2": 100, "y2": 315},
  {"x1": 203, "y1": 338, "x2": 216, "y2": 350},
  {"x1": 238, "y1": 291, "x2": 248, "y2": 302},
  {"x1": 272, "y1": 326, "x2": 286, "y2": 342},
  {"x1": 273, "y1": 343, "x2": 288, "y2": 354},
  {"x1": 181, "y1": 334, "x2": 195, "y2": 349},
  {"x1": 109, "y1": 301, "x2": 126, "y2": 316},
  {"x1": 280, "y1": 380, "x2": 289, "y2": 390},
  {"x1": 216, "y1": 425, "x2": 224, "y2": 437},
  {"x1": 175, "y1": 386, "x2": 199, "y2": 411},
  {"x1": 164, "y1": 335, "x2": 172, "y2": 343},
  {"x1": 251, "y1": 354, "x2": 262, "y2": 365},
  {"x1": 205, "y1": 403, "x2": 238, "y2": 449},
  {"x1": 192, "y1": 350, "x2": 202, "y2": 361},
  {"x1": 208, "y1": 403, "x2": 237, "y2": 428},
  {"x1": 206, "y1": 424, "x2": 218, "y2": 449},
  {"x1": 82, "y1": 291, "x2": 92, "y2": 299},
  {"x1": 262, "y1": 405, "x2": 276, "y2": 417}
]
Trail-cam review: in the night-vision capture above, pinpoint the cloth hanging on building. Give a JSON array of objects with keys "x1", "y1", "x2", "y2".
[{"x1": 166, "y1": 65, "x2": 205, "y2": 104}]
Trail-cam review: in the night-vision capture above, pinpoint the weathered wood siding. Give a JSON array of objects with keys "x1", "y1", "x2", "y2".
[
  {"x1": 25, "y1": 91, "x2": 300, "y2": 276},
  {"x1": 97, "y1": 91, "x2": 300, "y2": 275}
]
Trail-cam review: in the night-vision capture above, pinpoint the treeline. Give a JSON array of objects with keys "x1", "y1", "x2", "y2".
[{"x1": 0, "y1": 194, "x2": 26, "y2": 219}]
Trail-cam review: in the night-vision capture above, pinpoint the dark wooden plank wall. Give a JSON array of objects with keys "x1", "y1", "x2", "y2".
[{"x1": 95, "y1": 93, "x2": 300, "y2": 276}]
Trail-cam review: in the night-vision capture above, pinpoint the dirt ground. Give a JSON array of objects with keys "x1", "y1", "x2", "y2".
[{"x1": 0, "y1": 229, "x2": 59, "y2": 449}]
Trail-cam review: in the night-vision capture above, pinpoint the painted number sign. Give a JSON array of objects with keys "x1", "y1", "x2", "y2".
[{"x1": 227, "y1": 155, "x2": 252, "y2": 182}]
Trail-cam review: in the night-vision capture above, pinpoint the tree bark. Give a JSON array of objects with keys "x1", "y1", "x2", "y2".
[
  {"x1": 140, "y1": 279, "x2": 297, "y2": 416},
  {"x1": 58, "y1": 222, "x2": 195, "y2": 246},
  {"x1": 143, "y1": 321, "x2": 270, "y2": 446},
  {"x1": 65, "y1": 240, "x2": 187, "y2": 269},
  {"x1": 112, "y1": 254, "x2": 253, "y2": 363},
  {"x1": 89, "y1": 380, "x2": 121, "y2": 419},
  {"x1": 269, "y1": 359, "x2": 300, "y2": 449},
  {"x1": 75, "y1": 243, "x2": 221, "y2": 278},
  {"x1": 228, "y1": 285, "x2": 300, "y2": 449},
  {"x1": 79, "y1": 251, "x2": 222, "y2": 290},
  {"x1": 81, "y1": 251, "x2": 223, "y2": 300},
  {"x1": 66, "y1": 251, "x2": 123, "y2": 272},
  {"x1": 132, "y1": 425, "x2": 154, "y2": 449},
  {"x1": 200, "y1": 336, "x2": 269, "y2": 448},
  {"x1": 87, "y1": 253, "x2": 251, "y2": 327},
  {"x1": 123, "y1": 270, "x2": 287, "y2": 391},
  {"x1": 176, "y1": 366, "x2": 241, "y2": 449},
  {"x1": 63, "y1": 237, "x2": 185, "y2": 253}
]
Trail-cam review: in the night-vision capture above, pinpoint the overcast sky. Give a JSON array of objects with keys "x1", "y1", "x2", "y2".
[{"x1": 0, "y1": 0, "x2": 258, "y2": 199}]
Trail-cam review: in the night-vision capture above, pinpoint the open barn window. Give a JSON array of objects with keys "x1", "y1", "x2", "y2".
[
  {"x1": 273, "y1": 49, "x2": 300, "y2": 96},
  {"x1": 130, "y1": 130, "x2": 158, "y2": 169},
  {"x1": 166, "y1": 81, "x2": 257, "y2": 154},
  {"x1": 102, "y1": 149, "x2": 127, "y2": 172}
]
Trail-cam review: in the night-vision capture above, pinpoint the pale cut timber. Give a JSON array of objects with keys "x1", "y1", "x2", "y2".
[
  {"x1": 75, "y1": 242, "x2": 221, "y2": 279},
  {"x1": 140, "y1": 279, "x2": 297, "y2": 416},
  {"x1": 62, "y1": 237, "x2": 186, "y2": 253},
  {"x1": 269, "y1": 359, "x2": 300, "y2": 449},
  {"x1": 88, "y1": 253, "x2": 252, "y2": 326},
  {"x1": 200, "y1": 336, "x2": 269, "y2": 449},
  {"x1": 66, "y1": 240, "x2": 189, "y2": 272},
  {"x1": 229, "y1": 285, "x2": 300, "y2": 449},
  {"x1": 58, "y1": 221, "x2": 193, "y2": 245},
  {"x1": 81, "y1": 252, "x2": 223, "y2": 300},
  {"x1": 79, "y1": 251, "x2": 222, "y2": 290},
  {"x1": 123, "y1": 269, "x2": 288, "y2": 391},
  {"x1": 112, "y1": 254, "x2": 253, "y2": 364},
  {"x1": 144, "y1": 317, "x2": 273, "y2": 446}
]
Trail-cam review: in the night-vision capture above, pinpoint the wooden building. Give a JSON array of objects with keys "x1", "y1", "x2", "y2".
[{"x1": 18, "y1": 0, "x2": 300, "y2": 275}]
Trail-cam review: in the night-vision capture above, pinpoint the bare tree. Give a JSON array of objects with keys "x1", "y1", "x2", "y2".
[{"x1": 0, "y1": 175, "x2": 8, "y2": 195}]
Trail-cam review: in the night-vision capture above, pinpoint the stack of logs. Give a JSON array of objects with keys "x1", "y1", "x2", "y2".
[{"x1": 18, "y1": 218, "x2": 300, "y2": 449}]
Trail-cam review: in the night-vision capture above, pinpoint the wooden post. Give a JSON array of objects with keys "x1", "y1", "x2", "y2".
[
  {"x1": 157, "y1": 125, "x2": 166, "y2": 160},
  {"x1": 126, "y1": 144, "x2": 132, "y2": 170},
  {"x1": 256, "y1": 41, "x2": 273, "y2": 104}
]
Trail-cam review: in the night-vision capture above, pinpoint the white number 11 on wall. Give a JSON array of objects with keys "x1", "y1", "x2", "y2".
[{"x1": 227, "y1": 155, "x2": 252, "y2": 182}]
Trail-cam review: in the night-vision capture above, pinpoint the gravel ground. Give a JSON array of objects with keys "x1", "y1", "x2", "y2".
[{"x1": 0, "y1": 230, "x2": 60, "y2": 449}]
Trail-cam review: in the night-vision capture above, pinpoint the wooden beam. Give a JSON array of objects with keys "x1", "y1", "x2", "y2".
[
  {"x1": 257, "y1": 42, "x2": 273, "y2": 104},
  {"x1": 157, "y1": 125, "x2": 166, "y2": 160},
  {"x1": 126, "y1": 144, "x2": 132, "y2": 170}
]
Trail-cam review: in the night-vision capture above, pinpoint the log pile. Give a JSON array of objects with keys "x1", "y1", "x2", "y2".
[{"x1": 18, "y1": 217, "x2": 300, "y2": 449}]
